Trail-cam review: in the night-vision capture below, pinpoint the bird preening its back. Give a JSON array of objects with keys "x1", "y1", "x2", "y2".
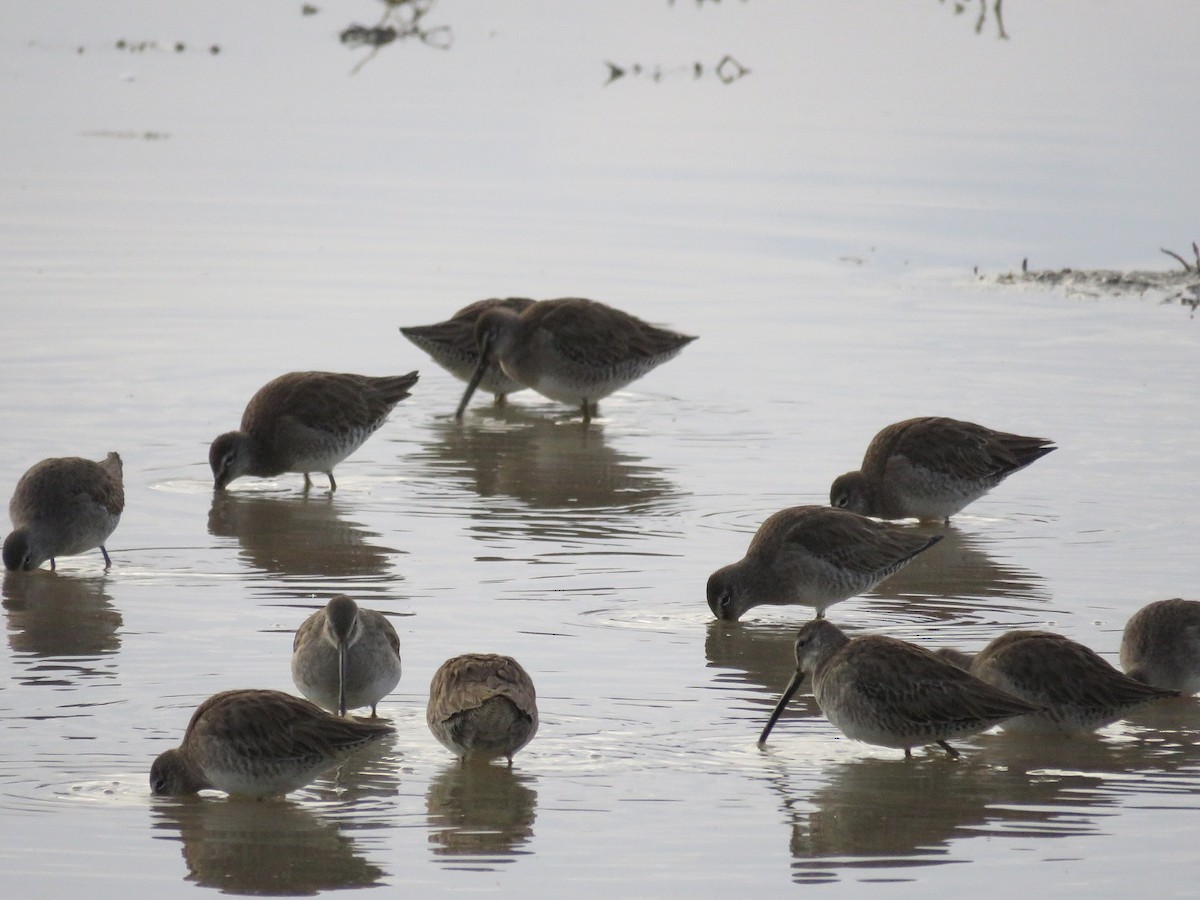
[{"x1": 427, "y1": 653, "x2": 539, "y2": 766}]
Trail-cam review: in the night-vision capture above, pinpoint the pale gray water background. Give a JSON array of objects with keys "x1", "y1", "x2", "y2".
[{"x1": 2, "y1": 0, "x2": 1199, "y2": 895}]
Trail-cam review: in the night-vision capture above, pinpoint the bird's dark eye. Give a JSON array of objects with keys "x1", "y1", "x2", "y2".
[{"x1": 719, "y1": 593, "x2": 731, "y2": 610}]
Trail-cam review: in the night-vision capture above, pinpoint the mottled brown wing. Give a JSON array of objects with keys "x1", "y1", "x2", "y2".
[
  {"x1": 870, "y1": 417, "x2": 1051, "y2": 481},
  {"x1": 532, "y1": 298, "x2": 696, "y2": 368},
  {"x1": 977, "y1": 631, "x2": 1175, "y2": 707},
  {"x1": 243, "y1": 371, "x2": 417, "y2": 436},
  {"x1": 190, "y1": 689, "x2": 390, "y2": 759},
  {"x1": 430, "y1": 654, "x2": 537, "y2": 721},
  {"x1": 847, "y1": 638, "x2": 1038, "y2": 725},
  {"x1": 91, "y1": 452, "x2": 125, "y2": 516},
  {"x1": 764, "y1": 506, "x2": 939, "y2": 577},
  {"x1": 450, "y1": 297, "x2": 536, "y2": 321},
  {"x1": 361, "y1": 608, "x2": 401, "y2": 658}
]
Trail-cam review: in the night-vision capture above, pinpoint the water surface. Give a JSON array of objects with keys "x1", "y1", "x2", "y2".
[{"x1": 2, "y1": 1, "x2": 1199, "y2": 895}]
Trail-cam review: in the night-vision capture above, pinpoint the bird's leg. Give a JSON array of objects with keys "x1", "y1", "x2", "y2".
[
  {"x1": 101, "y1": 546, "x2": 112, "y2": 568},
  {"x1": 326, "y1": 471, "x2": 338, "y2": 492},
  {"x1": 937, "y1": 740, "x2": 960, "y2": 758},
  {"x1": 303, "y1": 473, "x2": 313, "y2": 492}
]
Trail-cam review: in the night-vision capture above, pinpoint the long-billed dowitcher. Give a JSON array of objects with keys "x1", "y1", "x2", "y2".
[
  {"x1": 401, "y1": 297, "x2": 536, "y2": 404},
  {"x1": 707, "y1": 505, "x2": 943, "y2": 621},
  {"x1": 759, "y1": 618, "x2": 1040, "y2": 757},
  {"x1": 3, "y1": 452, "x2": 124, "y2": 571},
  {"x1": 149, "y1": 689, "x2": 394, "y2": 798},
  {"x1": 209, "y1": 370, "x2": 419, "y2": 492},
  {"x1": 830, "y1": 417, "x2": 1056, "y2": 523},
  {"x1": 1121, "y1": 598, "x2": 1200, "y2": 694},
  {"x1": 936, "y1": 630, "x2": 1178, "y2": 734},
  {"x1": 291, "y1": 595, "x2": 402, "y2": 717},
  {"x1": 427, "y1": 654, "x2": 538, "y2": 766},
  {"x1": 453, "y1": 297, "x2": 696, "y2": 422}
]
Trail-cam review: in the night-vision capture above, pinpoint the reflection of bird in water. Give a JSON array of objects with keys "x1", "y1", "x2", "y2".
[
  {"x1": 454, "y1": 297, "x2": 696, "y2": 422},
  {"x1": 830, "y1": 417, "x2": 1055, "y2": 524},
  {"x1": 207, "y1": 491, "x2": 397, "y2": 579},
  {"x1": 427, "y1": 654, "x2": 538, "y2": 766},
  {"x1": 863, "y1": 525, "x2": 1049, "y2": 622},
  {"x1": 412, "y1": 410, "x2": 683, "y2": 544},
  {"x1": 781, "y1": 750, "x2": 1103, "y2": 874},
  {"x1": 707, "y1": 506, "x2": 943, "y2": 621},
  {"x1": 936, "y1": 630, "x2": 1178, "y2": 734},
  {"x1": 705, "y1": 619, "x2": 807, "y2": 706},
  {"x1": 153, "y1": 790, "x2": 384, "y2": 893},
  {"x1": 3, "y1": 571, "x2": 121, "y2": 678},
  {"x1": 3, "y1": 451, "x2": 124, "y2": 571},
  {"x1": 759, "y1": 618, "x2": 1039, "y2": 758},
  {"x1": 401, "y1": 297, "x2": 536, "y2": 403},
  {"x1": 291, "y1": 595, "x2": 402, "y2": 717},
  {"x1": 150, "y1": 689, "x2": 394, "y2": 798},
  {"x1": 208, "y1": 370, "x2": 418, "y2": 492},
  {"x1": 1121, "y1": 598, "x2": 1200, "y2": 693},
  {"x1": 426, "y1": 762, "x2": 538, "y2": 858}
]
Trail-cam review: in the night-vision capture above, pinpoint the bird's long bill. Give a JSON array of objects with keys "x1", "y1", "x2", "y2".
[
  {"x1": 454, "y1": 341, "x2": 492, "y2": 420},
  {"x1": 337, "y1": 642, "x2": 348, "y2": 718},
  {"x1": 758, "y1": 669, "x2": 806, "y2": 747}
]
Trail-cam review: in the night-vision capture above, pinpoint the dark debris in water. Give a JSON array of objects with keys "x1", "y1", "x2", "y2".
[
  {"x1": 113, "y1": 38, "x2": 221, "y2": 55},
  {"x1": 340, "y1": 0, "x2": 452, "y2": 74},
  {"x1": 979, "y1": 244, "x2": 1200, "y2": 314},
  {"x1": 340, "y1": 25, "x2": 399, "y2": 48},
  {"x1": 604, "y1": 54, "x2": 750, "y2": 86},
  {"x1": 943, "y1": 0, "x2": 1009, "y2": 39},
  {"x1": 80, "y1": 131, "x2": 171, "y2": 141}
]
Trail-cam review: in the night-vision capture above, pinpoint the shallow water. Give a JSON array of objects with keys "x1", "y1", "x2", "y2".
[{"x1": 2, "y1": 1, "x2": 1199, "y2": 895}]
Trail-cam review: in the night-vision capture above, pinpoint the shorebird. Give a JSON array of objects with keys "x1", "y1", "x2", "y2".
[
  {"x1": 149, "y1": 689, "x2": 393, "y2": 798},
  {"x1": 707, "y1": 505, "x2": 943, "y2": 622},
  {"x1": 759, "y1": 618, "x2": 1040, "y2": 758},
  {"x1": 936, "y1": 630, "x2": 1178, "y2": 734},
  {"x1": 830, "y1": 417, "x2": 1056, "y2": 523},
  {"x1": 209, "y1": 370, "x2": 418, "y2": 492},
  {"x1": 454, "y1": 297, "x2": 696, "y2": 422},
  {"x1": 400, "y1": 298, "x2": 535, "y2": 404},
  {"x1": 3, "y1": 452, "x2": 124, "y2": 571},
  {"x1": 427, "y1": 654, "x2": 538, "y2": 766},
  {"x1": 1121, "y1": 598, "x2": 1200, "y2": 694},
  {"x1": 291, "y1": 595, "x2": 402, "y2": 718}
]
